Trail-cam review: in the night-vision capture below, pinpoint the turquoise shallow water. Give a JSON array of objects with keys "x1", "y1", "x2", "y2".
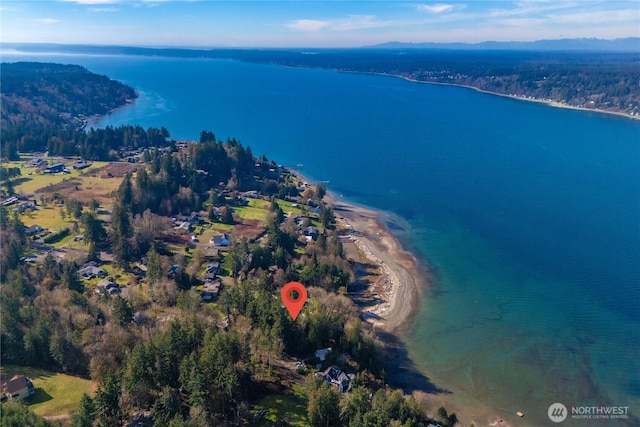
[{"x1": 4, "y1": 52, "x2": 639, "y2": 425}]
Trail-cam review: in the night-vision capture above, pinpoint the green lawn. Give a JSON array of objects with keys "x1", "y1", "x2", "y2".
[
  {"x1": 0, "y1": 365, "x2": 96, "y2": 417},
  {"x1": 275, "y1": 199, "x2": 304, "y2": 216},
  {"x1": 14, "y1": 167, "x2": 80, "y2": 196},
  {"x1": 232, "y1": 198, "x2": 271, "y2": 221},
  {"x1": 20, "y1": 207, "x2": 72, "y2": 230},
  {"x1": 256, "y1": 384, "x2": 308, "y2": 427}
]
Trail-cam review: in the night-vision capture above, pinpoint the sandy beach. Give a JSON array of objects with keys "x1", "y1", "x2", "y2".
[
  {"x1": 325, "y1": 192, "x2": 422, "y2": 334},
  {"x1": 320, "y1": 190, "x2": 520, "y2": 427}
]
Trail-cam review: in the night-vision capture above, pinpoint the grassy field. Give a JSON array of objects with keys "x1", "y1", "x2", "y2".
[
  {"x1": 275, "y1": 199, "x2": 304, "y2": 216},
  {"x1": 0, "y1": 365, "x2": 96, "y2": 417},
  {"x1": 20, "y1": 206, "x2": 72, "y2": 230},
  {"x1": 257, "y1": 384, "x2": 308, "y2": 426},
  {"x1": 234, "y1": 199, "x2": 271, "y2": 222},
  {"x1": 12, "y1": 161, "x2": 110, "y2": 196}
]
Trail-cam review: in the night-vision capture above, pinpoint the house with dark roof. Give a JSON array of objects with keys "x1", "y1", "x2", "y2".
[
  {"x1": 74, "y1": 160, "x2": 90, "y2": 170},
  {"x1": 26, "y1": 225, "x2": 43, "y2": 236},
  {"x1": 320, "y1": 365, "x2": 354, "y2": 393},
  {"x1": 95, "y1": 279, "x2": 120, "y2": 295},
  {"x1": 201, "y1": 280, "x2": 221, "y2": 302},
  {"x1": 210, "y1": 233, "x2": 231, "y2": 247},
  {"x1": 304, "y1": 226, "x2": 320, "y2": 241},
  {"x1": 1, "y1": 375, "x2": 35, "y2": 402},
  {"x1": 44, "y1": 163, "x2": 65, "y2": 174},
  {"x1": 77, "y1": 265, "x2": 107, "y2": 280},
  {"x1": 204, "y1": 247, "x2": 220, "y2": 260}
]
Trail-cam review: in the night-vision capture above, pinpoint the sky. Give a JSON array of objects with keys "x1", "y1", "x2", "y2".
[{"x1": 1, "y1": 1, "x2": 639, "y2": 48}]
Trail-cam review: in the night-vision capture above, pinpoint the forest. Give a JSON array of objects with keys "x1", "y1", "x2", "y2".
[
  {"x1": 1, "y1": 62, "x2": 138, "y2": 159},
  {"x1": 1, "y1": 129, "x2": 455, "y2": 426}
]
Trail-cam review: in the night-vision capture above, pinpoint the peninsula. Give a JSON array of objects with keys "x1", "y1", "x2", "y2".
[{"x1": 0, "y1": 63, "x2": 462, "y2": 426}]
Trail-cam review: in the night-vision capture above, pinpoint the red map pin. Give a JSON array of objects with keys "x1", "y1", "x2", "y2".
[{"x1": 281, "y1": 282, "x2": 307, "y2": 320}]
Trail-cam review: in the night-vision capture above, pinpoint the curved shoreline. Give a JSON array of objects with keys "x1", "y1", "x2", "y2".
[
  {"x1": 341, "y1": 70, "x2": 640, "y2": 122},
  {"x1": 326, "y1": 192, "x2": 424, "y2": 334},
  {"x1": 318, "y1": 189, "x2": 521, "y2": 427}
]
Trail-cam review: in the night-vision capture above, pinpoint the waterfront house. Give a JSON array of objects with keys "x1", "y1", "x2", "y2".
[{"x1": 320, "y1": 365, "x2": 354, "y2": 393}]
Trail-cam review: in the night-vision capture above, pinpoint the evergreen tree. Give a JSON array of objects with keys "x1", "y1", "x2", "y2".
[
  {"x1": 71, "y1": 393, "x2": 96, "y2": 427},
  {"x1": 220, "y1": 206, "x2": 234, "y2": 225},
  {"x1": 0, "y1": 403, "x2": 53, "y2": 426},
  {"x1": 111, "y1": 202, "x2": 133, "y2": 267},
  {"x1": 306, "y1": 375, "x2": 341, "y2": 427},
  {"x1": 94, "y1": 371, "x2": 124, "y2": 427},
  {"x1": 146, "y1": 244, "x2": 163, "y2": 286},
  {"x1": 112, "y1": 295, "x2": 133, "y2": 326}
]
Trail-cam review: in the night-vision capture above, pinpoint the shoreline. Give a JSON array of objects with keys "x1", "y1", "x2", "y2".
[
  {"x1": 325, "y1": 192, "x2": 423, "y2": 334},
  {"x1": 293, "y1": 171, "x2": 521, "y2": 426},
  {"x1": 325, "y1": 195, "x2": 520, "y2": 427},
  {"x1": 342, "y1": 70, "x2": 640, "y2": 122}
]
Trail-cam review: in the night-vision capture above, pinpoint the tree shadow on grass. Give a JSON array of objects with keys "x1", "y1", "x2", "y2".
[
  {"x1": 376, "y1": 330, "x2": 451, "y2": 395},
  {"x1": 28, "y1": 388, "x2": 54, "y2": 405}
]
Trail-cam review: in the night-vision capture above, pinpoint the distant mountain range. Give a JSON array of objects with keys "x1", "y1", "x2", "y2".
[{"x1": 367, "y1": 38, "x2": 640, "y2": 52}]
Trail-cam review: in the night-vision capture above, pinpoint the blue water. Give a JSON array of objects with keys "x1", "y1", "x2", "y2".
[{"x1": 4, "y1": 52, "x2": 639, "y2": 425}]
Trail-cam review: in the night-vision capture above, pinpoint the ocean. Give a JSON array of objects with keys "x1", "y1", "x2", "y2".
[{"x1": 3, "y1": 52, "x2": 639, "y2": 425}]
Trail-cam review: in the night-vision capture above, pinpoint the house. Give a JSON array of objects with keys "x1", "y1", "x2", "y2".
[
  {"x1": 44, "y1": 163, "x2": 65, "y2": 174},
  {"x1": 243, "y1": 190, "x2": 260, "y2": 198},
  {"x1": 188, "y1": 212, "x2": 203, "y2": 225},
  {"x1": 1, "y1": 375, "x2": 35, "y2": 402},
  {"x1": 74, "y1": 160, "x2": 90, "y2": 170},
  {"x1": 26, "y1": 225, "x2": 43, "y2": 236},
  {"x1": 206, "y1": 261, "x2": 220, "y2": 275},
  {"x1": 320, "y1": 365, "x2": 354, "y2": 393},
  {"x1": 27, "y1": 157, "x2": 46, "y2": 168},
  {"x1": 168, "y1": 264, "x2": 181, "y2": 278},
  {"x1": 203, "y1": 247, "x2": 220, "y2": 261},
  {"x1": 77, "y1": 264, "x2": 108, "y2": 280},
  {"x1": 16, "y1": 201, "x2": 35, "y2": 213},
  {"x1": 201, "y1": 280, "x2": 221, "y2": 302},
  {"x1": 210, "y1": 233, "x2": 231, "y2": 247},
  {"x1": 95, "y1": 279, "x2": 120, "y2": 295},
  {"x1": 304, "y1": 226, "x2": 319, "y2": 241},
  {"x1": 2, "y1": 197, "x2": 19, "y2": 207},
  {"x1": 309, "y1": 206, "x2": 322, "y2": 215},
  {"x1": 173, "y1": 221, "x2": 191, "y2": 234}
]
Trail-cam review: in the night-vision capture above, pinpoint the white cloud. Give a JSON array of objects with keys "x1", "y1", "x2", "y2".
[
  {"x1": 332, "y1": 15, "x2": 391, "y2": 31},
  {"x1": 287, "y1": 19, "x2": 329, "y2": 31},
  {"x1": 416, "y1": 4, "x2": 457, "y2": 14},
  {"x1": 287, "y1": 15, "x2": 391, "y2": 32},
  {"x1": 90, "y1": 7, "x2": 119, "y2": 12},
  {"x1": 36, "y1": 18, "x2": 60, "y2": 24}
]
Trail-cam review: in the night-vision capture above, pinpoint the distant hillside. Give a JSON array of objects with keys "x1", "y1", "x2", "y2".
[
  {"x1": 369, "y1": 37, "x2": 640, "y2": 52},
  {"x1": 1, "y1": 62, "x2": 136, "y2": 129},
  {"x1": 3, "y1": 45, "x2": 639, "y2": 118}
]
